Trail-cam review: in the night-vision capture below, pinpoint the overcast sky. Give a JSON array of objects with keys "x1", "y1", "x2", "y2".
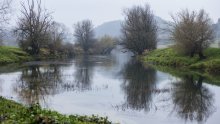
[{"x1": 13, "y1": 0, "x2": 219, "y2": 28}]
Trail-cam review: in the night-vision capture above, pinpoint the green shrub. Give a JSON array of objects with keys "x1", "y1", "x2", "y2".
[{"x1": 0, "y1": 97, "x2": 112, "y2": 124}]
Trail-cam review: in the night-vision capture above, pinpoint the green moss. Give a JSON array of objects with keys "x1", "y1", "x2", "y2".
[
  {"x1": 141, "y1": 47, "x2": 220, "y2": 73},
  {"x1": 0, "y1": 97, "x2": 112, "y2": 124},
  {"x1": 0, "y1": 46, "x2": 32, "y2": 64}
]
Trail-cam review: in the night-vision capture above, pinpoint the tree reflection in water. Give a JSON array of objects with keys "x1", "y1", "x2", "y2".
[
  {"x1": 74, "y1": 55, "x2": 94, "y2": 91},
  {"x1": 120, "y1": 60, "x2": 157, "y2": 111},
  {"x1": 14, "y1": 64, "x2": 63, "y2": 105},
  {"x1": 171, "y1": 75, "x2": 215, "y2": 123}
]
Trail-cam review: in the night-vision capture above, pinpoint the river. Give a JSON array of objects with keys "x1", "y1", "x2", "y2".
[{"x1": 0, "y1": 48, "x2": 220, "y2": 124}]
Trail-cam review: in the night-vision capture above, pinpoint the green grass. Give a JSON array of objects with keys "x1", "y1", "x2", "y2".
[
  {"x1": 144, "y1": 64, "x2": 220, "y2": 86},
  {"x1": 0, "y1": 97, "x2": 111, "y2": 124},
  {"x1": 0, "y1": 46, "x2": 32, "y2": 64},
  {"x1": 141, "y1": 47, "x2": 220, "y2": 73}
]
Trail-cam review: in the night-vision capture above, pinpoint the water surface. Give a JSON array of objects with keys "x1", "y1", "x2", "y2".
[{"x1": 0, "y1": 51, "x2": 220, "y2": 124}]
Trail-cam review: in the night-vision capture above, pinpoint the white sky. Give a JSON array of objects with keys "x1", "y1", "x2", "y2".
[{"x1": 12, "y1": 0, "x2": 220, "y2": 28}]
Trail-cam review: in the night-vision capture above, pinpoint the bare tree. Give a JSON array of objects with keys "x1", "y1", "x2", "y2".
[
  {"x1": 47, "y1": 21, "x2": 68, "y2": 55},
  {"x1": 74, "y1": 20, "x2": 95, "y2": 53},
  {"x1": 0, "y1": 0, "x2": 12, "y2": 45},
  {"x1": 121, "y1": 4, "x2": 158, "y2": 55},
  {"x1": 15, "y1": 0, "x2": 52, "y2": 55},
  {"x1": 170, "y1": 9, "x2": 214, "y2": 59}
]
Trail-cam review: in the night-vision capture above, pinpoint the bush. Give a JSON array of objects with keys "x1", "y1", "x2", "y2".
[
  {"x1": 170, "y1": 9, "x2": 214, "y2": 59},
  {"x1": 92, "y1": 35, "x2": 115, "y2": 54}
]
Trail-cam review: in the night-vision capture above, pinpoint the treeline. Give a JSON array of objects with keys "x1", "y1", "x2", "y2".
[
  {"x1": 0, "y1": 0, "x2": 116, "y2": 58},
  {"x1": 0, "y1": 0, "x2": 217, "y2": 59},
  {"x1": 121, "y1": 4, "x2": 215, "y2": 59}
]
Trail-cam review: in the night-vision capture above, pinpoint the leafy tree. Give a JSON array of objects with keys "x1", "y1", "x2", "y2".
[
  {"x1": 170, "y1": 9, "x2": 214, "y2": 59},
  {"x1": 121, "y1": 4, "x2": 157, "y2": 55},
  {"x1": 74, "y1": 20, "x2": 95, "y2": 54}
]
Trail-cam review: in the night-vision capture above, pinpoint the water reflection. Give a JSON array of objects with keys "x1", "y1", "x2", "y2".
[
  {"x1": 120, "y1": 60, "x2": 157, "y2": 111},
  {"x1": 0, "y1": 79, "x2": 2, "y2": 93},
  {"x1": 14, "y1": 65, "x2": 63, "y2": 105},
  {"x1": 171, "y1": 75, "x2": 215, "y2": 122},
  {"x1": 74, "y1": 56, "x2": 94, "y2": 90},
  {"x1": 0, "y1": 55, "x2": 219, "y2": 124}
]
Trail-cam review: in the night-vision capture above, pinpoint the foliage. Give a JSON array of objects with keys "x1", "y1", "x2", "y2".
[
  {"x1": 0, "y1": 46, "x2": 31, "y2": 64},
  {"x1": 141, "y1": 47, "x2": 220, "y2": 73},
  {"x1": 121, "y1": 4, "x2": 157, "y2": 55},
  {"x1": 0, "y1": 97, "x2": 112, "y2": 124},
  {"x1": 92, "y1": 35, "x2": 116, "y2": 54},
  {"x1": 170, "y1": 9, "x2": 214, "y2": 59}
]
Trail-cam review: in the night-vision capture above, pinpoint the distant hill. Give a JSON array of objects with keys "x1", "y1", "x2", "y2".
[
  {"x1": 94, "y1": 20, "x2": 122, "y2": 38},
  {"x1": 94, "y1": 16, "x2": 171, "y2": 47}
]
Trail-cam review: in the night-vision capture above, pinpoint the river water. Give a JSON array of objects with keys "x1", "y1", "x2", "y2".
[{"x1": 0, "y1": 49, "x2": 220, "y2": 124}]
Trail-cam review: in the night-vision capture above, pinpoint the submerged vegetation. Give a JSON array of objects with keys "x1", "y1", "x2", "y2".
[
  {"x1": 141, "y1": 47, "x2": 220, "y2": 73},
  {"x1": 0, "y1": 97, "x2": 111, "y2": 124}
]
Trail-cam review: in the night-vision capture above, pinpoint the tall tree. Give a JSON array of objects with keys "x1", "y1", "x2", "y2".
[
  {"x1": 73, "y1": 20, "x2": 95, "y2": 53},
  {"x1": 15, "y1": 0, "x2": 52, "y2": 55},
  {"x1": 121, "y1": 4, "x2": 158, "y2": 55},
  {"x1": 170, "y1": 9, "x2": 214, "y2": 59}
]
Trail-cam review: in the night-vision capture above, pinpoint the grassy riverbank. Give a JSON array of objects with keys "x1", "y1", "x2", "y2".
[
  {"x1": 141, "y1": 47, "x2": 220, "y2": 73},
  {"x1": 0, "y1": 46, "x2": 31, "y2": 65},
  {"x1": 0, "y1": 46, "x2": 70, "y2": 65},
  {"x1": 0, "y1": 97, "x2": 111, "y2": 124}
]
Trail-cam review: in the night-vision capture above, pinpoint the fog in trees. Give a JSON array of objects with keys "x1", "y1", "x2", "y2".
[
  {"x1": 170, "y1": 9, "x2": 214, "y2": 59},
  {"x1": 171, "y1": 75, "x2": 215, "y2": 123},
  {"x1": 93, "y1": 35, "x2": 116, "y2": 54},
  {"x1": 0, "y1": 0, "x2": 12, "y2": 44},
  {"x1": 121, "y1": 4, "x2": 158, "y2": 55},
  {"x1": 74, "y1": 20, "x2": 96, "y2": 54}
]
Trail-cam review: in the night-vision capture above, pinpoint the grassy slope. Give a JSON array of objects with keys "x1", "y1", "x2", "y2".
[
  {"x1": 0, "y1": 97, "x2": 111, "y2": 124},
  {"x1": 141, "y1": 47, "x2": 220, "y2": 73},
  {"x1": 0, "y1": 46, "x2": 31, "y2": 64}
]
